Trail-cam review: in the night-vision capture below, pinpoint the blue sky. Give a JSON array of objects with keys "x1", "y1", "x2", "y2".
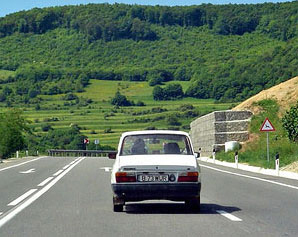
[{"x1": 0, "y1": 0, "x2": 294, "y2": 17}]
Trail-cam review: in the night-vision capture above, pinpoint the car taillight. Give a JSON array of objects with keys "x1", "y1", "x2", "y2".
[
  {"x1": 116, "y1": 172, "x2": 136, "y2": 183},
  {"x1": 178, "y1": 172, "x2": 198, "y2": 182}
]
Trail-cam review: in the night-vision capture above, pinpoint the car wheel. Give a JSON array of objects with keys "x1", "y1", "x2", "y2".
[
  {"x1": 113, "y1": 196, "x2": 124, "y2": 212},
  {"x1": 113, "y1": 204, "x2": 123, "y2": 212},
  {"x1": 185, "y1": 196, "x2": 200, "y2": 212}
]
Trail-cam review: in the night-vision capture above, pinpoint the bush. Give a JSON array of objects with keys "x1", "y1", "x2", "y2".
[
  {"x1": 166, "y1": 114, "x2": 181, "y2": 126},
  {"x1": 136, "y1": 101, "x2": 146, "y2": 106},
  {"x1": 41, "y1": 124, "x2": 53, "y2": 132},
  {"x1": 104, "y1": 127, "x2": 113, "y2": 133},
  {"x1": 63, "y1": 93, "x2": 78, "y2": 101},
  {"x1": 153, "y1": 83, "x2": 184, "y2": 100},
  {"x1": 282, "y1": 102, "x2": 298, "y2": 142}
]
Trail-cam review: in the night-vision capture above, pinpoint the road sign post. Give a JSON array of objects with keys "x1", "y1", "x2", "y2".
[
  {"x1": 84, "y1": 138, "x2": 90, "y2": 150},
  {"x1": 94, "y1": 139, "x2": 99, "y2": 150},
  {"x1": 260, "y1": 118, "x2": 275, "y2": 163}
]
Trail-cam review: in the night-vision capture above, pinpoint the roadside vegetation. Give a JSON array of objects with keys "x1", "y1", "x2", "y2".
[{"x1": 216, "y1": 100, "x2": 298, "y2": 169}]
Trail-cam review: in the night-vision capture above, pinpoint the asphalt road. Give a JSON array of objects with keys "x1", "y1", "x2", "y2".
[{"x1": 0, "y1": 156, "x2": 298, "y2": 237}]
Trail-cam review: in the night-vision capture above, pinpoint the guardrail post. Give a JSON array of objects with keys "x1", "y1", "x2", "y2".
[
  {"x1": 235, "y1": 151, "x2": 238, "y2": 169},
  {"x1": 275, "y1": 152, "x2": 279, "y2": 176}
]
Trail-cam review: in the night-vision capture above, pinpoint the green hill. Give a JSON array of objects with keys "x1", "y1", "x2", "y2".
[
  {"x1": 0, "y1": 2, "x2": 297, "y2": 154},
  {"x1": 0, "y1": 2, "x2": 297, "y2": 103}
]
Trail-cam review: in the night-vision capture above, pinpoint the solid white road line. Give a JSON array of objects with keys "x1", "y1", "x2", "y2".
[
  {"x1": 53, "y1": 169, "x2": 63, "y2": 176},
  {"x1": 0, "y1": 157, "x2": 85, "y2": 229},
  {"x1": 37, "y1": 177, "x2": 54, "y2": 187},
  {"x1": 63, "y1": 164, "x2": 70, "y2": 169},
  {"x1": 8, "y1": 189, "x2": 37, "y2": 206},
  {"x1": 216, "y1": 210, "x2": 242, "y2": 222},
  {"x1": 0, "y1": 157, "x2": 45, "y2": 172},
  {"x1": 200, "y1": 164, "x2": 298, "y2": 191}
]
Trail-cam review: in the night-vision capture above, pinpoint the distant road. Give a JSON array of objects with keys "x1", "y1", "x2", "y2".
[{"x1": 0, "y1": 157, "x2": 298, "y2": 237}]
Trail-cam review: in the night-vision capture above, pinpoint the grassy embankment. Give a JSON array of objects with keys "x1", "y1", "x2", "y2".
[{"x1": 216, "y1": 99, "x2": 298, "y2": 169}]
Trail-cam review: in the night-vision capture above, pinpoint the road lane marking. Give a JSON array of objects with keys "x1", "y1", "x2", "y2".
[
  {"x1": 201, "y1": 164, "x2": 298, "y2": 190},
  {"x1": 53, "y1": 169, "x2": 63, "y2": 176},
  {"x1": 0, "y1": 212, "x2": 2, "y2": 216},
  {"x1": 69, "y1": 161, "x2": 76, "y2": 165},
  {"x1": 101, "y1": 167, "x2": 112, "y2": 172},
  {"x1": 8, "y1": 189, "x2": 37, "y2": 206},
  {"x1": 0, "y1": 157, "x2": 85, "y2": 229},
  {"x1": 0, "y1": 157, "x2": 45, "y2": 172},
  {"x1": 216, "y1": 210, "x2": 242, "y2": 222},
  {"x1": 63, "y1": 164, "x2": 70, "y2": 169},
  {"x1": 19, "y1": 168, "x2": 35, "y2": 174},
  {"x1": 37, "y1": 177, "x2": 54, "y2": 187}
]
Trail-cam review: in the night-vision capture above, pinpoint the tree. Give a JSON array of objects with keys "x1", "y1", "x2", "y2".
[
  {"x1": 152, "y1": 86, "x2": 164, "y2": 100},
  {"x1": 282, "y1": 102, "x2": 298, "y2": 142},
  {"x1": 0, "y1": 110, "x2": 28, "y2": 159},
  {"x1": 164, "y1": 83, "x2": 184, "y2": 100},
  {"x1": 111, "y1": 91, "x2": 132, "y2": 106}
]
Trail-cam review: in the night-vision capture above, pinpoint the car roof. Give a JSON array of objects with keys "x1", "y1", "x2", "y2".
[{"x1": 121, "y1": 130, "x2": 190, "y2": 137}]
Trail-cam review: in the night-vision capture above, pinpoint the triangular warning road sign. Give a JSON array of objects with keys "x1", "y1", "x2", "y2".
[{"x1": 260, "y1": 118, "x2": 275, "y2": 132}]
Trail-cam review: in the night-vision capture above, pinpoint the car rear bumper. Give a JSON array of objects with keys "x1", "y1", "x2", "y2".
[{"x1": 112, "y1": 183, "x2": 201, "y2": 202}]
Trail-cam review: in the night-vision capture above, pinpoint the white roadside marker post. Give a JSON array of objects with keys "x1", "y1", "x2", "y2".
[
  {"x1": 16, "y1": 151, "x2": 19, "y2": 159},
  {"x1": 212, "y1": 148, "x2": 216, "y2": 163},
  {"x1": 275, "y1": 152, "x2": 280, "y2": 176},
  {"x1": 235, "y1": 151, "x2": 238, "y2": 169}
]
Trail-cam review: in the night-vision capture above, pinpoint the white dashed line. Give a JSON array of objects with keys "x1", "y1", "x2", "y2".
[
  {"x1": 101, "y1": 167, "x2": 112, "y2": 172},
  {"x1": 216, "y1": 210, "x2": 242, "y2": 222},
  {"x1": 8, "y1": 189, "x2": 37, "y2": 206},
  {"x1": 37, "y1": 177, "x2": 54, "y2": 187},
  {"x1": 53, "y1": 170, "x2": 63, "y2": 176}
]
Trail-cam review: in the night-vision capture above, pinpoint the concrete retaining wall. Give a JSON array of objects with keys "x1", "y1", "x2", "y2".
[{"x1": 190, "y1": 110, "x2": 252, "y2": 156}]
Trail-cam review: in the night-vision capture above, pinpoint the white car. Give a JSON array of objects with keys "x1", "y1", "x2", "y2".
[{"x1": 109, "y1": 130, "x2": 201, "y2": 212}]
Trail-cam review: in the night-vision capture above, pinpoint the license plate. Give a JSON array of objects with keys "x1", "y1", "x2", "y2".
[{"x1": 137, "y1": 174, "x2": 169, "y2": 182}]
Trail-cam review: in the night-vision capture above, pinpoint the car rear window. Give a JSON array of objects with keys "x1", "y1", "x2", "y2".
[{"x1": 120, "y1": 134, "x2": 193, "y2": 156}]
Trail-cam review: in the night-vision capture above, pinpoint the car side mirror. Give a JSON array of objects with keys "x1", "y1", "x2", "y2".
[{"x1": 108, "y1": 152, "x2": 117, "y2": 159}]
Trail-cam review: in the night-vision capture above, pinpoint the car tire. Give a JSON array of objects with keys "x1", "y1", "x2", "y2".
[
  {"x1": 113, "y1": 204, "x2": 123, "y2": 212},
  {"x1": 185, "y1": 196, "x2": 200, "y2": 213},
  {"x1": 113, "y1": 196, "x2": 124, "y2": 212}
]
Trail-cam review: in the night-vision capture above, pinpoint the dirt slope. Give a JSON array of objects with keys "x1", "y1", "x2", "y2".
[
  {"x1": 233, "y1": 76, "x2": 298, "y2": 116},
  {"x1": 233, "y1": 76, "x2": 298, "y2": 173}
]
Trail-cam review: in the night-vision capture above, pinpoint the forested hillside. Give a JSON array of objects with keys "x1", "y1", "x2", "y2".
[{"x1": 0, "y1": 2, "x2": 297, "y2": 104}]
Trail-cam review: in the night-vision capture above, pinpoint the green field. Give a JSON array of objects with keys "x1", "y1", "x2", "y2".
[{"x1": 10, "y1": 79, "x2": 232, "y2": 148}]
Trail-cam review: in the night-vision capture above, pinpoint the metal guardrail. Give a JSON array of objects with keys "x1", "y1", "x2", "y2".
[{"x1": 48, "y1": 149, "x2": 117, "y2": 157}]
